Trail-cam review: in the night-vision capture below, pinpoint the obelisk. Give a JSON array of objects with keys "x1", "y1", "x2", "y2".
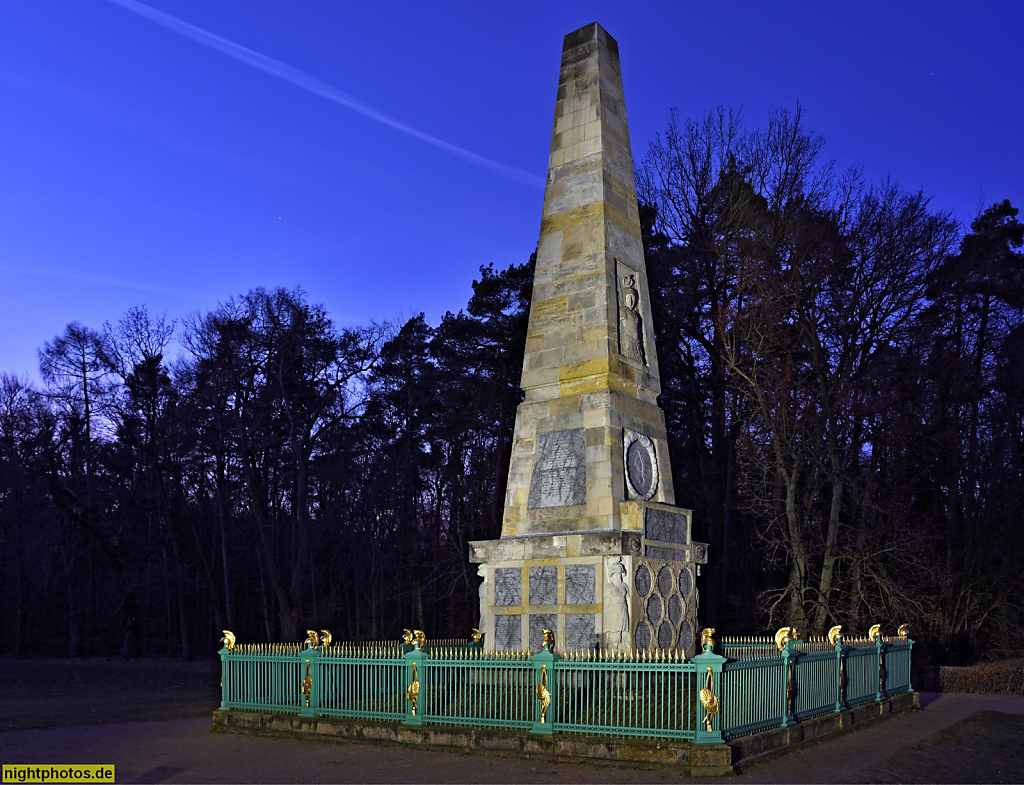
[{"x1": 470, "y1": 23, "x2": 707, "y2": 656}]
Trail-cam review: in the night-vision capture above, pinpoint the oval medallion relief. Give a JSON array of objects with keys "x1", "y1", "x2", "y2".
[{"x1": 624, "y1": 431, "x2": 658, "y2": 501}]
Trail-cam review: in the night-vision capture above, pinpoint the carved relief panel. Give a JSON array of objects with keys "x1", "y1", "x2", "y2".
[{"x1": 616, "y1": 260, "x2": 646, "y2": 365}]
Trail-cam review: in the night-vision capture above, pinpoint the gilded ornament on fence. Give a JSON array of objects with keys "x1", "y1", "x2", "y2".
[
  {"x1": 699, "y1": 666, "x2": 719, "y2": 731},
  {"x1": 868, "y1": 624, "x2": 882, "y2": 643},
  {"x1": 407, "y1": 661, "x2": 420, "y2": 716},
  {"x1": 471, "y1": 628, "x2": 483, "y2": 644},
  {"x1": 775, "y1": 626, "x2": 798, "y2": 651},
  {"x1": 535, "y1": 663, "x2": 551, "y2": 724},
  {"x1": 700, "y1": 627, "x2": 716, "y2": 651},
  {"x1": 221, "y1": 630, "x2": 236, "y2": 651},
  {"x1": 542, "y1": 628, "x2": 555, "y2": 651},
  {"x1": 412, "y1": 630, "x2": 426, "y2": 649},
  {"x1": 897, "y1": 624, "x2": 909, "y2": 641},
  {"x1": 304, "y1": 630, "x2": 320, "y2": 649},
  {"x1": 320, "y1": 630, "x2": 332, "y2": 648},
  {"x1": 301, "y1": 659, "x2": 312, "y2": 708},
  {"x1": 402, "y1": 629, "x2": 413, "y2": 645},
  {"x1": 827, "y1": 625, "x2": 843, "y2": 646}
]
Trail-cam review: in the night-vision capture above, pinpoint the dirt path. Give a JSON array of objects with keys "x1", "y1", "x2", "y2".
[{"x1": 2, "y1": 692, "x2": 1024, "y2": 783}]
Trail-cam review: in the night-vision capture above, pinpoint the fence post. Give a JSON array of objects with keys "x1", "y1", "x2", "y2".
[
  {"x1": 530, "y1": 632, "x2": 558, "y2": 735},
  {"x1": 834, "y1": 635, "x2": 848, "y2": 713},
  {"x1": 298, "y1": 646, "x2": 321, "y2": 717},
  {"x1": 906, "y1": 637, "x2": 915, "y2": 693},
  {"x1": 692, "y1": 638, "x2": 726, "y2": 744},
  {"x1": 781, "y1": 639, "x2": 797, "y2": 727},
  {"x1": 403, "y1": 642, "x2": 426, "y2": 726},
  {"x1": 875, "y1": 636, "x2": 885, "y2": 702},
  {"x1": 218, "y1": 644, "x2": 230, "y2": 710}
]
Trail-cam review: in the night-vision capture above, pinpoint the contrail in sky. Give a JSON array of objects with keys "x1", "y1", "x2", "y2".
[
  {"x1": 1, "y1": 264, "x2": 208, "y2": 299},
  {"x1": 105, "y1": 0, "x2": 544, "y2": 188}
]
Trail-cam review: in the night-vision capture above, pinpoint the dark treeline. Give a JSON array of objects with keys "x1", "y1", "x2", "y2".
[
  {"x1": 0, "y1": 264, "x2": 533, "y2": 658},
  {"x1": 1, "y1": 107, "x2": 1021, "y2": 664},
  {"x1": 639, "y1": 107, "x2": 1024, "y2": 665}
]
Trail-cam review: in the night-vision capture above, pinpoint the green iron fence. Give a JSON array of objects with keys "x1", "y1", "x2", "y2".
[
  {"x1": 552, "y1": 650, "x2": 698, "y2": 740},
  {"x1": 218, "y1": 627, "x2": 913, "y2": 745},
  {"x1": 716, "y1": 634, "x2": 914, "y2": 739}
]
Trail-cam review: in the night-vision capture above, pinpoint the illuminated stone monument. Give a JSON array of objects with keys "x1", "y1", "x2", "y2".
[{"x1": 469, "y1": 22, "x2": 707, "y2": 656}]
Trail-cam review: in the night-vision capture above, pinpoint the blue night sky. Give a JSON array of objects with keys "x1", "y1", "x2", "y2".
[{"x1": 1, "y1": 1, "x2": 1022, "y2": 380}]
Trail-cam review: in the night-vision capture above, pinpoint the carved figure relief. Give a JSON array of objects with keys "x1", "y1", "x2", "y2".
[
  {"x1": 477, "y1": 565, "x2": 489, "y2": 629},
  {"x1": 605, "y1": 557, "x2": 629, "y2": 650},
  {"x1": 617, "y1": 267, "x2": 646, "y2": 365}
]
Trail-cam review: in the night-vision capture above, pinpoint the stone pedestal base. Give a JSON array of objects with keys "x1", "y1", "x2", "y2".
[{"x1": 470, "y1": 502, "x2": 707, "y2": 657}]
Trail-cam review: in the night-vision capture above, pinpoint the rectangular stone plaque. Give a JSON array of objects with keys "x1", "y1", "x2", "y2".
[
  {"x1": 565, "y1": 613, "x2": 596, "y2": 651},
  {"x1": 645, "y1": 507, "x2": 689, "y2": 545},
  {"x1": 494, "y1": 615, "x2": 521, "y2": 651},
  {"x1": 494, "y1": 567, "x2": 522, "y2": 606},
  {"x1": 565, "y1": 564, "x2": 595, "y2": 605},
  {"x1": 529, "y1": 614, "x2": 557, "y2": 653},
  {"x1": 529, "y1": 566, "x2": 557, "y2": 605},
  {"x1": 644, "y1": 544, "x2": 687, "y2": 562},
  {"x1": 527, "y1": 429, "x2": 587, "y2": 508}
]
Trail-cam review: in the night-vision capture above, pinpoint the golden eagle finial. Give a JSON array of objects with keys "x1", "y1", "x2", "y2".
[
  {"x1": 541, "y1": 628, "x2": 555, "y2": 651},
  {"x1": 827, "y1": 625, "x2": 843, "y2": 647},
  {"x1": 699, "y1": 666, "x2": 719, "y2": 731},
  {"x1": 868, "y1": 624, "x2": 882, "y2": 643},
  {"x1": 412, "y1": 630, "x2": 426, "y2": 649},
  {"x1": 304, "y1": 630, "x2": 320, "y2": 649},
  {"x1": 401, "y1": 629, "x2": 414, "y2": 645},
  {"x1": 319, "y1": 630, "x2": 332, "y2": 648},
  {"x1": 221, "y1": 630, "x2": 236, "y2": 651},
  {"x1": 700, "y1": 627, "x2": 716, "y2": 651},
  {"x1": 775, "y1": 626, "x2": 798, "y2": 651}
]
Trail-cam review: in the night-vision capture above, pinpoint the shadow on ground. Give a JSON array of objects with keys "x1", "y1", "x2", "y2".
[
  {"x1": 0, "y1": 655, "x2": 220, "y2": 731},
  {"x1": 866, "y1": 711, "x2": 1024, "y2": 784}
]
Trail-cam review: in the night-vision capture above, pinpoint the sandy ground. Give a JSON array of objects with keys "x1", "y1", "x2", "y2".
[{"x1": 2, "y1": 657, "x2": 1023, "y2": 783}]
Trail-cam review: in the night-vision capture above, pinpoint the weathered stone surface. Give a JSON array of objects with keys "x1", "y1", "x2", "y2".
[
  {"x1": 564, "y1": 613, "x2": 597, "y2": 650},
  {"x1": 494, "y1": 614, "x2": 521, "y2": 650},
  {"x1": 529, "y1": 566, "x2": 558, "y2": 605},
  {"x1": 634, "y1": 563, "x2": 652, "y2": 597},
  {"x1": 494, "y1": 568, "x2": 522, "y2": 606},
  {"x1": 565, "y1": 563, "x2": 596, "y2": 604},
  {"x1": 528, "y1": 430, "x2": 587, "y2": 508},
  {"x1": 644, "y1": 544, "x2": 687, "y2": 562},
  {"x1": 645, "y1": 506, "x2": 689, "y2": 544}
]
